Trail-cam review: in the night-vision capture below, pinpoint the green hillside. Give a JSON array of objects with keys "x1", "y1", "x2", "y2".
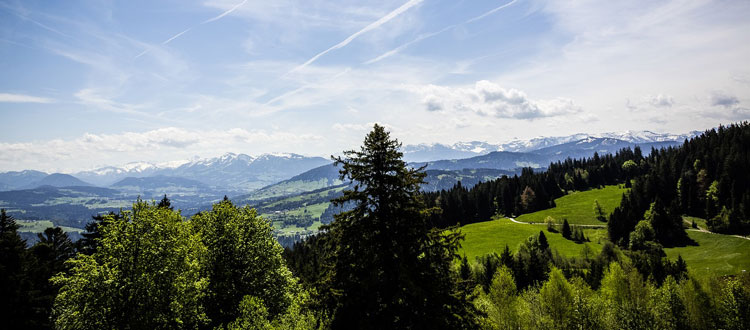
[
  {"x1": 458, "y1": 217, "x2": 750, "y2": 277},
  {"x1": 665, "y1": 230, "x2": 750, "y2": 277},
  {"x1": 516, "y1": 185, "x2": 627, "y2": 225},
  {"x1": 457, "y1": 217, "x2": 605, "y2": 261}
]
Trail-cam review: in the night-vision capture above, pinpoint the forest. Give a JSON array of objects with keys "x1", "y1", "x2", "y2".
[{"x1": 1, "y1": 123, "x2": 749, "y2": 329}]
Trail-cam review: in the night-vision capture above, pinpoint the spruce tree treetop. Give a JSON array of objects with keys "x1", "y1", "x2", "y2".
[{"x1": 325, "y1": 124, "x2": 476, "y2": 329}]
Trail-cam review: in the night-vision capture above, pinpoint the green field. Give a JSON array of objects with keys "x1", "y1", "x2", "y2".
[
  {"x1": 17, "y1": 220, "x2": 85, "y2": 234},
  {"x1": 457, "y1": 217, "x2": 605, "y2": 261},
  {"x1": 516, "y1": 185, "x2": 627, "y2": 225},
  {"x1": 665, "y1": 230, "x2": 750, "y2": 277}
]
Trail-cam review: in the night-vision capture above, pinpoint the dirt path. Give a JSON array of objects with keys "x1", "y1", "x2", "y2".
[
  {"x1": 506, "y1": 217, "x2": 606, "y2": 228},
  {"x1": 506, "y1": 217, "x2": 748, "y2": 240},
  {"x1": 682, "y1": 218, "x2": 750, "y2": 241}
]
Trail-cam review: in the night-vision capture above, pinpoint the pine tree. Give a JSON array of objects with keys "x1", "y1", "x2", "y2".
[
  {"x1": 0, "y1": 209, "x2": 33, "y2": 328},
  {"x1": 157, "y1": 194, "x2": 172, "y2": 210},
  {"x1": 562, "y1": 219, "x2": 572, "y2": 239},
  {"x1": 325, "y1": 124, "x2": 477, "y2": 329}
]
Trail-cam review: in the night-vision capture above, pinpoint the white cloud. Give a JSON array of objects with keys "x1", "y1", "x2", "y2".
[
  {"x1": 412, "y1": 80, "x2": 581, "y2": 119},
  {"x1": 626, "y1": 93, "x2": 675, "y2": 110},
  {"x1": 0, "y1": 127, "x2": 324, "y2": 172},
  {"x1": 0, "y1": 93, "x2": 54, "y2": 103}
]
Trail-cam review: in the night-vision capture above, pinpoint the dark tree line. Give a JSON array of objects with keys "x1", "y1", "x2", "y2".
[
  {"x1": 423, "y1": 145, "x2": 650, "y2": 229},
  {"x1": 422, "y1": 122, "x2": 750, "y2": 246},
  {"x1": 609, "y1": 122, "x2": 750, "y2": 246},
  {"x1": 0, "y1": 209, "x2": 77, "y2": 329}
]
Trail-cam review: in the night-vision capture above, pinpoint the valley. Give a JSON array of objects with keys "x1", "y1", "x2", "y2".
[{"x1": 0, "y1": 131, "x2": 699, "y2": 246}]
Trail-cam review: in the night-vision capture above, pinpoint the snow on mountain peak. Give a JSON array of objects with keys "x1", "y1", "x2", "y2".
[{"x1": 121, "y1": 161, "x2": 157, "y2": 172}]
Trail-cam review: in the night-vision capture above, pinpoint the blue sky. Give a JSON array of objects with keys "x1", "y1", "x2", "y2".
[{"x1": 1, "y1": 0, "x2": 749, "y2": 172}]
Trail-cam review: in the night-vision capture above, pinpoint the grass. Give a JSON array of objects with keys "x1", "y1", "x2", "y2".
[
  {"x1": 516, "y1": 185, "x2": 627, "y2": 225},
  {"x1": 17, "y1": 220, "x2": 84, "y2": 234},
  {"x1": 457, "y1": 217, "x2": 605, "y2": 261},
  {"x1": 261, "y1": 186, "x2": 344, "y2": 209},
  {"x1": 665, "y1": 230, "x2": 750, "y2": 278},
  {"x1": 682, "y1": 216, "x2": 708, "y2": 230}
]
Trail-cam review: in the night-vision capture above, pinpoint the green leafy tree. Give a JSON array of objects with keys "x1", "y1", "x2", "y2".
[
  {"x1": 539, "y1": 267, "x2": 574, "y2": 329},
  {"x1": 599, "y1": 262, "x2": 653, "y2": 330},
  {"x1": 628, "y1": 220, "x2": 655, "y2": 250},
  {"x1": 649, "y1": 276, "x2": 687, "y2": 330},
  {"x1": 717, "y1": 276, "x2": 750, "y2": 330},
  {"x1": 484, "y1": 266, "x2": 519, "y2": 329},
  {"x1": 191, "y1": 199, "x2": 296, "y2": 328},
  {"x1": 52, "y1": 200, "x2": 208, "y2": 329},
  {"x1": 679, "y1": 276, "x2": 717, "y2": 330},
  {"x1": 325, "y1": 124, "x2": 476, "y2": 329}
]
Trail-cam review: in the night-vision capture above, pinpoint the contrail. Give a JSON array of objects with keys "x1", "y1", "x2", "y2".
[
  {"x1": 134, "y1": 0, "x2": 247, "y2": 59},
  {"x1": 163, "y1": 27, "x2": 192, "y2": 45},
  {"x1": 286, "y1": 0, "x2": 424, "y2": 75},
  {"x1": 203, "y1": 0, "x2": 248, "y2": 24},
  {"x1": 465, "y1": 0, "x2": 517, "y2": 24},
  {"x1": 366, "y1": 0, "x2": 518, "y2": 65}
]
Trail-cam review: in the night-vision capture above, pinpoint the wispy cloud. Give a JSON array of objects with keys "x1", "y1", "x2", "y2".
[
  {"x1": 135, "y1": 0, "x2": 247, "y2": 59},
  {"x1": 203, "y1": 0, "x2": 248, "y2": 24},
  {"x1": 0, "y1": 2, "x2": 78, "y2": 40},
  {"x1": 366, "y1": 0, "x2": 517, "y2": 64},
  {"x1": 287, "y1": 0, "x2": 424, "y2": 74},
  {"x1": 0, "y1": 93, "x2": 54, "y2": 104}
]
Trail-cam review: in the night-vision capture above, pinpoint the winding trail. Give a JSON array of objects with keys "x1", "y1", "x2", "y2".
[
  {"x1": 682, "y1": 218, "x2": 750, "y2": 241},
  {"x1": 506, "y1": 217, "x2": 607, "y2": 228},
  {"x1": 505, "y1": 217, "x2": 748, "y2": 240}
]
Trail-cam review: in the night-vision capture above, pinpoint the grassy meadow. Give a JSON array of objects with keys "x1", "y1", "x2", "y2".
[
  {"x1": 665, "y1": 230, "x2": 750, "y2": 277},
  {"x1": 516, "y1": 185, "x2": 627, "y2": 225},
  {"x1": 457, "y1": 217, "x2": 605, "y2": 261}
]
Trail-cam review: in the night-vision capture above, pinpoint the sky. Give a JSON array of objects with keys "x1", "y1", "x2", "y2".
[{"x1": 1, "y1": 0, "x2": 749, "y2": 172}]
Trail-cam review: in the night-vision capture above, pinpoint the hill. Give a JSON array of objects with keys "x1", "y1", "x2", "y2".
[
  {"x1": 664, "y1": 230, "x2": 750, "y2": 277},
  {"x1": 0, "y1": 170, "x2": 48, "y2": 191},
  {"x1": 457, "y1": 217, "x2": 605, "y2": 261},
  {"x1": 515, "y1": 185, "x2": 628, "y2": 225},
  {"x1": 417, "y1": 151, "x2": 550, "y2": 171},
  {"x1": 21, "y1": 173, "x2": 91, "y2": 189},
  {"x1": 111, "y1": 175, "x2": 216, "y2": 196}
]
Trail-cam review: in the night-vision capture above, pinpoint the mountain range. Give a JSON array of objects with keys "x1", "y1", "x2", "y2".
[
  {"x1": 0, "y1": 129, "x2": 704, "y2": 238},
  {"x1": 401, "y1": 130, "x2": 700, "y2": 162}
]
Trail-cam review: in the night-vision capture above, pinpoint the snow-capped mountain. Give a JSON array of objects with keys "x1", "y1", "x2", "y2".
[
  {"x1": 70, "y1": 152, "x2": 330, "y2": 192},
  {"x1": 402, "y1": 130, "x2": 701, "y2": 162},
  {"x1": 598, "y1": 130, "x2": 700, "y2": 144}
]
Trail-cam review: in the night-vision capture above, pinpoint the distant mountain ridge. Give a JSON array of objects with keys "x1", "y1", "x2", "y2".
[
  {"x1": 402, "y1": 130, "x2": 700, "y2": 162},
  {"x1": 21, "y1": 173, "x2": 92, "y2": 189},
  {"x1": 0, "y1": 170, "x2": 48, "y2": 190}
]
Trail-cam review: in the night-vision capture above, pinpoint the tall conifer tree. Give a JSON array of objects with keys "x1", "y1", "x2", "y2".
[{"x1": 325, "y1": 124, "x2": 476, "y2": 329}]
